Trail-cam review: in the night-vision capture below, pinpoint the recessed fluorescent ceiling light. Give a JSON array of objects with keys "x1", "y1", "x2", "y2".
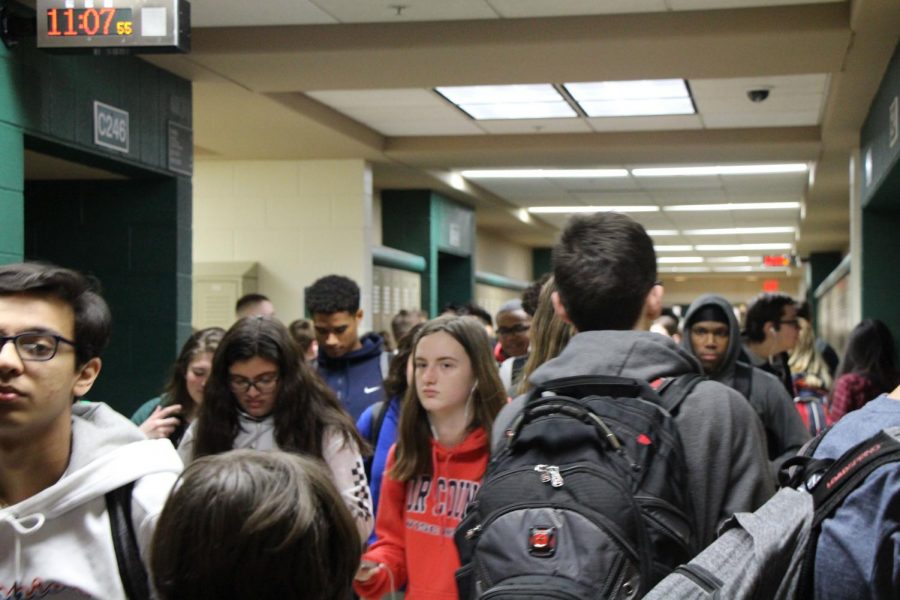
[
  {"x1": 437, "y1": 84, "x2": 562, "y2": 104},
  {"x1": 527, "y1": 205, "x2": 659, "y2": 214},
  {"x1": 633, "y1": 164, "x2": 808, "y2": 177},
  {"x1": 713, "y1": 266, "x2": 790, "y2": 273},
  {"x1": 659, "y1": 267, "x2": 711, "y2": 273},
  {"x1": 695, "y1": 243, "x2": 793, "y2": 251},
  {"x1": 462, "y1": 169, "x2": 628, "y2": 179},
  {"x1": 664, "y1": 202, "x2": 801, "y2": 212},
  {"x1": 706, "y1": 256, "x2": 760, "y2": 263},
  {"x1": 462, "y1": 102, "x2": 576, "y2": 120},
  {"x1": 647, "y1": 230, "x2": 679, "y2": 236},
  {"x1": 435, "y1": 84, "x2": 576, "y2": 120},
  {"x1": 654, "y1": 245, "x2": 694, "y2": 252},
  {"x1": 658, "y1": 257, "x2": 704, "y2": 264},
  {"x1": 564, "y1": 79, "x2": 694, "y2": 117},
  {"x1": 682, "y1": 227, "x2": 795, "y2": 235}
]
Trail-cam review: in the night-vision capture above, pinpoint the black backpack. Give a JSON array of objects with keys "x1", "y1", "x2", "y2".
[{"x1": 454, "y1": 373, "x2": 703, "y2": 599}]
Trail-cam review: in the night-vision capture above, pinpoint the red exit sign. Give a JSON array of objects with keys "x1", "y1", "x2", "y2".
[{"x1": 763, "y1": 255, "x2": 792, "y2": 267}]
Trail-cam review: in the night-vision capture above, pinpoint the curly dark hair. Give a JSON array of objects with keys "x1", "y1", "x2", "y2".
[
  {"x1": 192, "y1": 317, "x2": 366, "y2": 460},
  {"x1": 304, "y1": 275, "x2": 360, "y2": 315}
]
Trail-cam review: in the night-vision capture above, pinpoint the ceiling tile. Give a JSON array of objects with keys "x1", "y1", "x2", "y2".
[
  {"x1": 586, "y1": 115, "x2": 704, "y2": 132},
  {"x1": 634, "y1": 176, "x2": 725, "y2": 190},
  {"x1": 570, "y1": 190, "x2": 652, "y2": 203},
  {"x1": 669, "y1": 0, "x2": 842, "y2": 11},
  {"x1": 190, "y1": 0, "x2": 336, "y2": 26},
  {"x1": 370, "y1": 120, "x2": 485, "y2": 136},
  {"x1": 690, "y1": 74, "x2": 829, "y2": 98},
  {"x1": 702, "y1": 112, "x2": 822, "y2": 128},
  {"x1": 476, "y1": 119, "x2": 592, "y2": 134},
  {"x1": 311, "y1": 0, "x2": 499, "y2": 23},
  {"x1": 306, "y1": 89, "x2": 449, "y2": 108},
  {"x1": 487, "y1": 0, "x2": 667, "y2": 17}
]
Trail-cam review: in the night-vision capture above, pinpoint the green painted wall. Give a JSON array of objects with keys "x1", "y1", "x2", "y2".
[
  {"x1": 381, "y1": 189, "x2": 475, "y2": 316},
  {"x1": 805, "y1": 251, "x2": 842, "y2": 334},
  {"x1": 25, "y1": 178, "x2": 192, "y2": 416},
  {"x1": 1, "y1": 3, "x2": 193, "y2": 415},
  {"x1": 859, "y1": 41, "x2": 900, "y2": 349},
  {"x1": 0, "y1": 123, "x2": 24, "y2": 264},
  {"x1": 532, "y1": 248, "x2": 552, "y2": 280}
]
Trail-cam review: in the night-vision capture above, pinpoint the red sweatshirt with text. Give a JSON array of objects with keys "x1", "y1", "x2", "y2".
[{"x1": 354, "y1": 427, "x2": 489, "y2": 600}]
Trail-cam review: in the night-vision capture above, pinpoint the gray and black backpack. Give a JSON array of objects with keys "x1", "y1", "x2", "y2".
[
  {"x1": 643, "y1": 425, "x2": 900, "y2": 600},
  {"x1": 454, "y1": 373, "x2": 703, "y2": 599}
]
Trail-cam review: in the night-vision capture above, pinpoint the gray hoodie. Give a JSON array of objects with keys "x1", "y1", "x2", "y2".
[
  {"x1": 681, "y1": 294, "x2": 810, "y2": 476},
  {"x1": 492, "y1": 330, "x2": 774, "y2": 547}
]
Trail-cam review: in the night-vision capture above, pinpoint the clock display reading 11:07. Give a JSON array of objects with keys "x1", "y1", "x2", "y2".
[{"x1": 46, "y1": 8, "x2": 134, "y2": 37}]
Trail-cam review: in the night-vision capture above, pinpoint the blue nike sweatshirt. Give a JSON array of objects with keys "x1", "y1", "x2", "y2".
[{"x1": 317, "y1": 332, "x2": 388, "y2": 421}]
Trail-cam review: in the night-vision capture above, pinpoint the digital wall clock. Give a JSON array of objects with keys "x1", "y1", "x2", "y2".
[{"x1": 36, "y1": 0, "x2": 189, "y2": 53}]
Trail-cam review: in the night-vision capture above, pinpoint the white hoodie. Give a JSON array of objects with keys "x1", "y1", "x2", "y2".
[
  {"x1": 178, "y1": 412, "x2": 375, "y2": 540},
  {"x1": 0, "y1": 403, "x2": 182, "y2": 599}
]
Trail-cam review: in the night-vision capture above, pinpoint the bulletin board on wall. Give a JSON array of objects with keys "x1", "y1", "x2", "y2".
[{"x1": 372, "y1": 265, "x2": 422, "y2": 337}]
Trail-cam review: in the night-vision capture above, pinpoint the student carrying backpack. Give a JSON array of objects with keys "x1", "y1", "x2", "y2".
[
  {"x1": 643, "y1": 423, "x2": 900, "y2": 599},
  {"x1": 455, "y1": 373, "x2": 703, "y2": 599}
]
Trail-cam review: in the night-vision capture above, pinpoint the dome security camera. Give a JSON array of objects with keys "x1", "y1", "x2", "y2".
[{"x1": 747, "y1": 89, "x2": 770, "y2": 103}]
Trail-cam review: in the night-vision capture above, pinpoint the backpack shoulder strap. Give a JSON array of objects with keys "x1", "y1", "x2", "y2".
[
  {"x1": 368, "y1": 400, "x2": 388, "y2": 448},
  {"x1": 654, "y1": 372, "x2": 706, "y2": 415},
  {"x1": 796, "y1": 427, "x2": 900, "y2": 600},
  {"x1": 106, "y1": 481, "x2": 150, "y2": 600},
  {"x1": 364, "y1": 400, "x2": 388, "y2": 481},
  {"x1": 809, "y1": 427, "x2": 900, "y2": 525},
  {"x1": 733, "y1": 361, "x2": 754, "y2": 400}
]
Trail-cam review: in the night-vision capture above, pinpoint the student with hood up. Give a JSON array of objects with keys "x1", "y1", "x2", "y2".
[{"x1": 682, "y1": 294, "x2": 809, "y2": 476}]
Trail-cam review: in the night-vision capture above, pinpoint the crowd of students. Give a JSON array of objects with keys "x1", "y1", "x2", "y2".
[{"x1": 1, "y1": 211, "x2": 898, "y2": 599}]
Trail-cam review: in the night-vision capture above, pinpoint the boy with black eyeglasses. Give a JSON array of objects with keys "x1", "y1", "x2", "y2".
[
  {"x1": 683, "y1": 294, "x2": 809, "y2": 476},
  {"x1": 0, "y1": 262, "x2": 181, "y2": 599}
]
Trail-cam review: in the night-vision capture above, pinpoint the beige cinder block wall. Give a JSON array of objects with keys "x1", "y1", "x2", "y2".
[{"x1": 193, "y1": 159, "x2": 374, "y2": 329}]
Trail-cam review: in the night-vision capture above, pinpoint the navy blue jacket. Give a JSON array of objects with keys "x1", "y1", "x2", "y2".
[{"x1": 317, "y1": 332, "x2": 388, "y2": 421}]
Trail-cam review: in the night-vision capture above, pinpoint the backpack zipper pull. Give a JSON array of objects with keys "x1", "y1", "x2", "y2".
[
  {"x1": 465, "y1": 524, "x2": 483, "y2": 540},
  {"x1": 534, "y1": 464, "x2": 564, "y2": 487}
]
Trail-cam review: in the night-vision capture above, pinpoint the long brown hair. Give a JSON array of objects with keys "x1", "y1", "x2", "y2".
[
  {"x1": 192, "y1": 317, "x2": 366, "y2": 460},
  {"x1": 390, "y1": 316, "x2": 506, "y2": 482},
  {"x1": 161, "y1": 327, "x2": 224, "y2": 421}
]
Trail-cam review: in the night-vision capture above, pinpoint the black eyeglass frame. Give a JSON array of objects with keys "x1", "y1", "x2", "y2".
[
  {"x1": 227, "y1": 374, "x2": 280, "y2": 394},
  {"x1": 0, "y1": 332, "x2": 77, "y2": 362}
]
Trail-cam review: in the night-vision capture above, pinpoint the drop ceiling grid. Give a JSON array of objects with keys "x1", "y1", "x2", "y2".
[
  {"x1": 188, "y1": 0, "x2": 846, "y2": 27},
  {"x1": 303, "y1": 71, "x2": 829, "y2": 137}
]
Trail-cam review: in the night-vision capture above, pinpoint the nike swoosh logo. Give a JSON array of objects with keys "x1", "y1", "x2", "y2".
[{"x1": 364, "y1": 386, "x2": 381, "y2": 394}]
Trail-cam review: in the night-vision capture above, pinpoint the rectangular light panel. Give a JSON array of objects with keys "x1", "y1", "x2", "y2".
[{"x1": 565, "y1": 79, "x2": 695, "y2": 117}]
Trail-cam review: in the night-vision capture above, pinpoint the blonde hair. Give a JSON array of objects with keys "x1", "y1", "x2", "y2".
[
  {"x1": 788, "y1": 317, "x2": 832, "y2": 390},
  {"x1": 518, "y1": 277, "x2": 576, "y2": 395}
]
